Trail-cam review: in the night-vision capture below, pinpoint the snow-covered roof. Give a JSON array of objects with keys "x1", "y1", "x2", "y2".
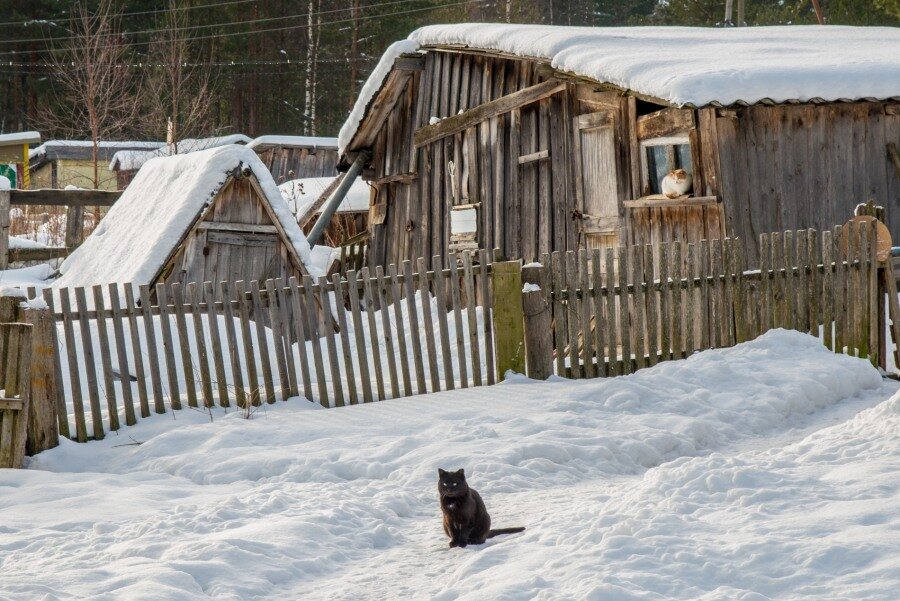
[
  {"x1": 340, "y1": 24, "x2": 900, "y2": 152},
  {"x1": 109, "y1": 134, "x2": 252, "y2": 171},
  {"x1": 55, "y1": 145, "x2": 312, "y2": 290},
  {"x1": 279, "y1": 176, "x2": 370, "y2": 216},
  {"x1": 29, "y1": 140, "x2": 162, "y2": 162},
  {"x1": 0, "y1": 131, "x2": 41, "y2": 146},
  {"x1": 248, "y1": 135, "x2": 338, "y2": 150}
]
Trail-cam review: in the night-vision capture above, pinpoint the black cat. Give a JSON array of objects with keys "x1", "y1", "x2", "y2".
[{"x1": 438, "y1": 468, "x2": 525, "y2": 548}]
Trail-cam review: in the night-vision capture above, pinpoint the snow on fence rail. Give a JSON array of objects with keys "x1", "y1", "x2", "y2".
[
  {"x1": 43, "y1": 250, "x2": 498, "y2": 442},
  {"x1": 522, "y1": 220, "x2": 887, "y2": 379}
]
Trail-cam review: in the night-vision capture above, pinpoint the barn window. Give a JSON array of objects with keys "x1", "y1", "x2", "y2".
[
  {"x1": 640, "y1": 136, "x2": 693, "y2": 197},
  {"x1": 450, "y1": 203, "x2": 479, "y2": 252}
]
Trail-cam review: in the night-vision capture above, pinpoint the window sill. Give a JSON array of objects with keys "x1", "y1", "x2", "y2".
[{"x1": 623, "y1": 195, "x2": 719, "y2": 209}]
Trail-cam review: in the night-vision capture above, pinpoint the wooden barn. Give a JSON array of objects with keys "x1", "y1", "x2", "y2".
[
  {"x1": 53, "y1": 145, "x2": 313, "y2": 298},
  {"x1": 337, "y1": 25, "x2": 900, "y2": 267},
  {"x1": 248, "y1": 135, "x2": 340, "y2": 184}
]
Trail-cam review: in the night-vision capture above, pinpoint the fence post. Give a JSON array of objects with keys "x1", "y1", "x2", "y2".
[
  {"x1": 491, "y1": 260, "x2": 525, "y2": 381},
  {"x1": 0, "y1": 323, "x2": 32, "y2": 468},
  {"x1": 522, "y1": 263, "x2": 553, "y2": 380},
  {"x1": 64, "y1": 205, "x2": 84, "y2": 250},
  {"x1": 0, "y1": 189, "x2": 9, "y2": 270},
  {"x1": 0, "y1": 292, "x2": 62, "y2": 454}
]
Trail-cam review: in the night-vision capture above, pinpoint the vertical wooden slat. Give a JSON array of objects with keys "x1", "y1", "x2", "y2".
[
  {"x1": 551, "y1": 251, "x2": 567, "y2": 376},
  {"x1": 122, "y1": 284, "x2": 150, "y2": 418},
  {"x1": 619, "y1": 246, "x2": 633, "y2": 373},
  {"x1": 275, "y1": 278, "x2": 298, "y2": 398},
  {"x1": 669, "y1": 243, "x2": 683, "y2": 360},
  {"x1": 301, "y1": 277, "x2": 328, "y2": 404},
  {"x1": 565, "y1": 251, "x2": 581, "y2": 378},
  {"x1": 332, "y1": 274, "x2": 358, "y2": 404},
  {"x1": 461, "y1": 252, "x2": 483, "y2": 386},
  {"x1": 731, "y1": 238, "x2": 747, "y2": 344},
  {"x1": 856, "y1": 222, "x2": 869, "y2": 358},
  {"x1": 74, "y1": 286, "x2": 103, "y2": 439},
  {"x1": 287, "y1": 278, "x2": 312, "y2": 402},
  {"x1": 579, "y1": 250, "x2": 595, "y2": 377},
  {"x1": 807, "y1": 230, "x2": 820, "y2": 339},
  {"x1": 374, "y1": 266, "x2": 399, "y2": 398},
  {"x1": 235, "y1": 281, "x2": 260, "y2": 406},
  {"x1": 170, "y1": 283, "x2": 198, "y2": 408},
  {"x1": 591, "y1": 249, "x2": 608, "y2": 376},
  {"x1": 360, "y1": 268, "x2": 386, "y2": 400},
  {"x1": 604, "y1": 248, "x2": 618, "y2": 375},
  {"x1": 317, "y1": 276, "x2": 344, "y2": 406},
  {"x1": 221, "y1": 281, "x2": 246, "y2": 408},
  {"x1": 795, "y1": 230, "x2": 810, "y2": 335},
  {"x1": 249, "y1": 280, "x2": 276, "y2": 404},
  {"x1": 42, "y1": 290, "x2": 72, "y2": 439},
  {"x1": 145, "y1": 285, "x2": 173, "y2": 412},
  {"x1": 345, "y1": 271, "x2": 372, "y2": 403},
  {"x1": 711, "y1": 240, "x2": 725, "y2": 348},
  {"x1": 432, "y1": 258, "x2": 455, "y2": 389},
  {"x1": 832, "y1": 226, "x2": 846, "y2": 354},
  {"x1": 388, "y1": 264, "x2": 413, "y2": 396},
  {"x1": 770, "y1": 232, "x2": 784, "y2": 330},
  {"x1": 417, "y1": 258, "x2": 441, "y2": 392},
  {"x1": 107, "y1": 284, "x2": 136, "y2": 426},
  {"x1": 479, "y1": 249, "x2": 496, "y2": 385},
  {"x1": 59, "y1": 289, "x2": 87, "y2": 442},
  {"x1": 867, "y1": 221, "x2": 879, "y2": 366},
  {"x1": 684, "y1": 243, "x2": 698, "y2": 353},
  {"x1": 722, "y1": 239, "x2": 736, "y2": 347},
  {"x1": 403, "y1": 261, "x2": 428, "y2": 394},
  {"x1": 698, "y1": 239, "x2": 711, "y2": 350},
  {"x1": 186, "y1": 283, "x2": 214, "y2": 408},
  {"x1": 630, "y1": 245, "x2": 646, "y2": 370},
  {"x1": 758, "y1": 234, "x2": 773, "y2": 334},
  {"x1": 204, "y1": 281, "x2": 229, "y2": 407},
  {"x1": 264, "y1": 279, "x2": 290, "y2": 401},
  {"x1": 448, "y1": 255, "x2": 469, "y2": 388},
  {"x1": 643, "y1": 245, "x2": 659, "y2": 367},
  {"x1": 783, "y1": 231, "x2": 798, "y2": 333},
  {"x1": 822, "y1": 230, "x2": 834, "y2": 351},
  {"x1": 658, "y1": 243, "x2": 671, "y2": 359}
]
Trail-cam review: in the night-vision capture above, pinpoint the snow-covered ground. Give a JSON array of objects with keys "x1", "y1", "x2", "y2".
[{"x1": 2, "y1": 330, "x2": 898, "y2": 600}]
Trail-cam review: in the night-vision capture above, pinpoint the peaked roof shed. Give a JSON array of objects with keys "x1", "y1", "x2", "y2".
[{"x1": 54, "y1": 145, "x2": 314, "y2": 296}]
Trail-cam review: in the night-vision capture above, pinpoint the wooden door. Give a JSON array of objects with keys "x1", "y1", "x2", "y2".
[{"x1": 573, "y1": 111, "x2": 620, "y2": 249}]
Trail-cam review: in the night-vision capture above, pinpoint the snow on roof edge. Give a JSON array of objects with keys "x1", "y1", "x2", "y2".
[
  {"x1": 248, "y1": 135, "x2": 339, "y2": 150},
  {"x1": 339, "y1": 24, "x2": 900, "y2": 155}
]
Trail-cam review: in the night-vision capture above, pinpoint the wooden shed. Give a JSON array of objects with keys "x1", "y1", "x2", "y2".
[
  {"x1": 53, "y1": 145, "x2": 313, "y2": 298},
  {"x1": 338, "y1": 25, "x2": 900, "y2": 267},
  {"x1": 248, "y1": 135, "x2": 340, "y2": 184}
]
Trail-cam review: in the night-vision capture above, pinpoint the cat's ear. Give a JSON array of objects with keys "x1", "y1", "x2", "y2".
[
  {"x1": 438, "y1": 468, "x2": 447, "y2": 477},
  {"x1": 456, "y1": 468, "x2": 465, "y2": 478}
]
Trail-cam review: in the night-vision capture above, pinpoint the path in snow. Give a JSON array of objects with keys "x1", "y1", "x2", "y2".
[{"x1": 1, "y1": 330, "x2": 898, "y2": 600}]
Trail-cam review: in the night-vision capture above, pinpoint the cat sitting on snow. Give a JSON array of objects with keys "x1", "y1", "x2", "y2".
[{"x1": 438, "y1": 468, "x2": 525, "y2": 548}]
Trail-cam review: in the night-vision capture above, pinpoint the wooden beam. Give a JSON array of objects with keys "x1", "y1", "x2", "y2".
[
  {"x1": 0, "y1": 398, "x2": 24, "y2": 411},
  {"x1": 414, "y1": 80, "x2": 566, "y2": 148},
  {"x1": 393, "y1": 54, "x2": 425, "y2": 72},
  {"x1": 8, "y1": 247, "x2": 68, "y2": 263},
  {"x1": 347, "y1": 69, "x2": 415, "y2": 151},
  {"x1": 518, "y1": 150, "x2": 549, "y2": 165},
  {"x1": 196, "y1": 221, "x2": 279, "y2": 234},
  {"x1": 10, "y1": 188, "x2": 121, "y2": 207},
  {"x1": 623, "y1": 195, "x2": 719, "y2": 210},
  {"x1": 636, "y1": 108, "x2": 695, "y2": 140},
  {"x1": 369, "y1": 172, "x2": 417, "y2": 186}
]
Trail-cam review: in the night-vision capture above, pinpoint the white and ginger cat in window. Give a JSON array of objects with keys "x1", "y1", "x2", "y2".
[{"x1": 661, "y1": 168, "x2": 692, "y2": 198}]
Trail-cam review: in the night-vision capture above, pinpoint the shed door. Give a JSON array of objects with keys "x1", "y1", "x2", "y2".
[{"x1": 573, "y1": 111, "x2": 620, "y2": 248}]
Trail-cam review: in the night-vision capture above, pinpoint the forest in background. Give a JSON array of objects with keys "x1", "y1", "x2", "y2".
[{"x1": 1, "y1": 0, "x2": 897, "y2": 143}]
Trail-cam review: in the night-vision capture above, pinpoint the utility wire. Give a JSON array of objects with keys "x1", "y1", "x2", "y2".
[
  {"x1": 0, "y1": 0, "x2": 259, "y2": 28},
  {"x1": 0, "y1": 0, "x2": 487, "y2": 57}
]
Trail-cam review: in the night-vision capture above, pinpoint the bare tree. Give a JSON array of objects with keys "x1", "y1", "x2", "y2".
[
  {"x1": 143, "y1": 0, "x2": 217, "y2": 152},
  {"x1": 303, "y1": 0, "x2": 320, "y2": 135},
  {"x1": 39, "y1": 0, "x2": 138, "y2": 189}
]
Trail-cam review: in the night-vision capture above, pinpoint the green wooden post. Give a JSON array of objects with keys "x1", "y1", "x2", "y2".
[{"x1": 491, "y1": 261, "x2": 526, "y2": 381}]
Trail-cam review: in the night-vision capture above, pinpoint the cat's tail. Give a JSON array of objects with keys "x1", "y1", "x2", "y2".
[{"x1": 487, "y1": 527, "x2": 525, "y2": 538}]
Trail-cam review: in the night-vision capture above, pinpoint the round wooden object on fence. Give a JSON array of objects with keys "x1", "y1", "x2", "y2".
[{"x1": 841, "y1": 216, "x2": 892, "y2": 262}]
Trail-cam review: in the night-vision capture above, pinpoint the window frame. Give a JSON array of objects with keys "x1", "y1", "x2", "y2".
[{"x1": 638, "y1": 134, "x2": 694, "y2": 199}]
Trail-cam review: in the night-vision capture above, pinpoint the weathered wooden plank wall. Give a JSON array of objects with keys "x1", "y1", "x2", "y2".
[
  {"x1": 254, "y1": 146, "x2": 339, "y2": 183},
  {"x1": 712, "y1": 102, "x2": 900, "y2": 261}
]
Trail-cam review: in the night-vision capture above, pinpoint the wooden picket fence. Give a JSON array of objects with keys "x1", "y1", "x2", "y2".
[
  {"x1": 44, "y1": 250, "x2": 499, "y2": 442},
  {"x1": 521, "y1": 220, "x2": 886, "y2": 378}
]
